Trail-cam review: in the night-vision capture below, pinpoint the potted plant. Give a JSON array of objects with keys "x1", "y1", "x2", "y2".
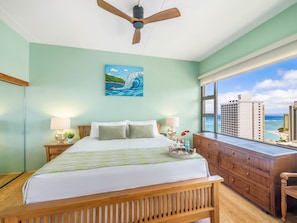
[{"x1": 67, "y1": 132, "x2": 75, "y2": 144}]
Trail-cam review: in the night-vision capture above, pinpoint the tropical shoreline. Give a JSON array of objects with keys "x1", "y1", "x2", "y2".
[{"x1": 266, "y1": 130, "x2": 297, "y2": 148}]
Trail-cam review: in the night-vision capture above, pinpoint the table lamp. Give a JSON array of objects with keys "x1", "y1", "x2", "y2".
[
  {"x1": 166, "y1": 117, "x2": 179, "y2": 140},
  {"x1": 50, "y1": 117, "x2": 70, "y2": 143}
]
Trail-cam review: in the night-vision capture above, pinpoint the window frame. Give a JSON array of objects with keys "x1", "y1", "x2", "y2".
[{"x1": 201, "y1": 82, "x2": 218, "y2": 133}]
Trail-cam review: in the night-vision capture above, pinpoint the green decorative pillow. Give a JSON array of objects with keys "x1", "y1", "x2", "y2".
[
  {"x1": 98, "y1": 125, "x2": 126, "y2": 140},
  {"x1": 129, "y1": 124, "x2": 154, "y2": 139}
]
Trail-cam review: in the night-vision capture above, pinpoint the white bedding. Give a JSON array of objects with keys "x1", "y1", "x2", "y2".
[{"x1": 23, "y1": 135, "x2": 210, "y2": 204}]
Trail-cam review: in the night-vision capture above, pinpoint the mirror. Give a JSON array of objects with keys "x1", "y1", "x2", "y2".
[{"x1": 0, "y1": 80, "x2": 25, "y2": 187}]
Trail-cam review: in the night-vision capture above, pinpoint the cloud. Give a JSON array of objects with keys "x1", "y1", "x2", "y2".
[
  {"x1": 253, "y1": 89, "x2": 297, "y2": 114},
  {"x1": 110, "y1": 68, "x2": 118, "y2": 72},
  {"x1": 251, "y1": 69, "x2": 297, "y2": 114},
  {"x1": 253, "y1": 69, "x2": 297, "y2": 90}
]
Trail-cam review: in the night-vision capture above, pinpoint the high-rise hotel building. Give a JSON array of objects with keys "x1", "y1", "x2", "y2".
[
  {"x1": 221, "y1": 94, "x2": 265, "y2": 141},
  {"x1": 289, "y1": 101, "x2": 297, "y2": 142}
]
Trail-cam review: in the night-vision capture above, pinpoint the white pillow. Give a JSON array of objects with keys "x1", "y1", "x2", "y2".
[
  {"x1": 127, "y1": 120, "x2": 159, "y2": 136},
  {"x1": 90, "y1": 121, "x2": 127, "y2": 138}
]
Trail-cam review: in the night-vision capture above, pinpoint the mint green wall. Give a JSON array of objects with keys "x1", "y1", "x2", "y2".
[
  {"x1": 199, "y1": 3, "x2": 297, "y2": 74},
  {"x1": 0, "y1": 20, "x2": 29, "y2": 81},
  {"x1": 26, "y1": 43, "x2": 200, "y2": 170}
]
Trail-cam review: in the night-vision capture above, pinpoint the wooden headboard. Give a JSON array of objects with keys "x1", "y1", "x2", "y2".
[
  {"x1": 78, "y1": 125, "x2": 91, "y2": 139},
  {"x1": 78, "y1": 124, "x2": 161, "y2": 139}
]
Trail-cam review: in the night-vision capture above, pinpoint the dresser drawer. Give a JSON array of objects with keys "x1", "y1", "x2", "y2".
[
  {"x1": 200, "y1": 150, "x2": 218, "y2": 166},
  {"x1": 229, "y1": 175, "x2": 270, "y2": 211},
  {"x1": 220, "y1": 143, "x2": 247, "y2": 160},
  {"x1": 219, "y1": 168, "x2": 230, "y2": 185},
  {"x1": 220, "y1": 156, "x2": 270, "y2": 187},
  {"x1": 49, "y1": 147, "x2": 68, "y2": 154},
  {"x1": 201, "y1": 139, "x2": 218, "y2": 155},
  {"x1": 220, "y1": 143, "x2": 270, "y2": 174},
  {"x1": 246, "y1": 154, "x2": 270, "y2": 174},
  {"x1": 49, "y1": 154, "x2": 60, "y2": 160},
  {"x1": 208, "y1": 163, "x2": 218, "y2": 175},
  {"x1": 193, "y1": 135, "x2": 202, "y2": 148}
]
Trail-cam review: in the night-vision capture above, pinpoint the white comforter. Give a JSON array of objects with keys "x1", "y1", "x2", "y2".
[{"x1": 23, "y1": 135, "x2": 210, "y2": 204}]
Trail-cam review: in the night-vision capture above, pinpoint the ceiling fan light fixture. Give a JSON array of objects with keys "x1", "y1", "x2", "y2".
[
  {"x1": 133, "y1": 21, "x2": 144, "y2": 29},
  {"x1": 97, "y1": 0, "x2": 181, "y2": 44}
]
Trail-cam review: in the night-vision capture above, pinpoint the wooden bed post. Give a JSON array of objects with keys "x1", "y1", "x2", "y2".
[{"x1": 211, "y1": 180, "x2": 221, "y2": 223}]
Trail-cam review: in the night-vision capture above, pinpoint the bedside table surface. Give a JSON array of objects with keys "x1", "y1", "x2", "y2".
[{"x1": 44, "y1": 141, "x2": 76, "y2": 146}]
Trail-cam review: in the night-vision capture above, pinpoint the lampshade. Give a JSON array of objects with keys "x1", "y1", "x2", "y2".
[
  {"x1": 50, "y1": 117, "x2": 70, "y2": 130},
  {"x1": 166, "y1": 117, "x2": 180, "y2": 127}
]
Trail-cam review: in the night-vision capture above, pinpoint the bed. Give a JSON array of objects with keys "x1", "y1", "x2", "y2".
[{"x1": 0, "y1": 120, "x2": 223, "y2": 223}]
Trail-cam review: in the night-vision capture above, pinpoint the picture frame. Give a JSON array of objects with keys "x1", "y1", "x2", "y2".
[{"x1": 105, "y1": 64, "x2": 144, "y2": 97}]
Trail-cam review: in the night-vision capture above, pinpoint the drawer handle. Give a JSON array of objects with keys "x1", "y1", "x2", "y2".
[
  {"x1": 232, "y1": 152, "x2": 235, "y2": 155},
  {"x1": 231, "y1": 178, "x2": 234, "y2": 182},
  {"x1": 247, "y1": 157, "x2": 250, "y2": 161},
  {"x1": 245, "y1": 187, "x2": 250, "y2": 192},
  {"x1": 246, "y1": 172, "x2": 250, "y2": 176}
]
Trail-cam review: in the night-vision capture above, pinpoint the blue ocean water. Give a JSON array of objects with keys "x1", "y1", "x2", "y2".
[
  {"x1": 205, "y1": 115, "x2": 284, "y2": 141},
  {"x1": 105, "y1": 71, "x2": 143, "y2": 97},
  {"x1": 264, "y1": 116, "x2": 284, "y2": 141},
  {"x1": 105, "y1": 83, "x2": 143, "y2": 96}
]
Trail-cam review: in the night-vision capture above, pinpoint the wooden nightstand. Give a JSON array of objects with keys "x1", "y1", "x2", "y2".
[{"x1": 44, "y1": 142, "x2": 74, "y2": 162}]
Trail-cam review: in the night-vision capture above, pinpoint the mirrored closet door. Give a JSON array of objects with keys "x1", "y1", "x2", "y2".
[{"x1": 0, "y1": 80, "x2": 25, "y2": 188}]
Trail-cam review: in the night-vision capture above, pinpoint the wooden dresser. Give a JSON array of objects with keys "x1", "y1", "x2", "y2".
[{"x1": 193, "y1": 132, "x2": 297, "y2": 216}]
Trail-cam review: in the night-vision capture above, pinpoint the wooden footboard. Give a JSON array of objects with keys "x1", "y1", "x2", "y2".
[{"x1": 0, "y1": 176, "x2": 223, "y2": 223}]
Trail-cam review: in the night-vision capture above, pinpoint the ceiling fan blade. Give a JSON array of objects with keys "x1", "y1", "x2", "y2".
[
  {"x1": 97, "y1": 0, "x2": 136, "y2": 23},
  {"x1": 142, "y1": 8, "x2": 180, "y2": 25},
  {"x1": 132, "y1": 29, "x2": 141, "y2": 44}
]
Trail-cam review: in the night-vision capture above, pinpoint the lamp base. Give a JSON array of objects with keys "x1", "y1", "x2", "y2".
[
  {"x1": 167, "y1": 127, "x2": 177, "y2": 140},
  {"x1": 55, "y1": 130, "x2": 67, "y2": 143}
]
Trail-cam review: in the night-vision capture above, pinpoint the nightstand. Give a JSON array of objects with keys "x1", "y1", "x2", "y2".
[{"x1": 44, "y1": 142, "x2": 74, "y2": 162}]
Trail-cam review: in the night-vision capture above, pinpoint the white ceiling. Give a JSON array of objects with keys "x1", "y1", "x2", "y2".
[{"x1": 0, "y1": 0, "x2": 296, "y2": 62}]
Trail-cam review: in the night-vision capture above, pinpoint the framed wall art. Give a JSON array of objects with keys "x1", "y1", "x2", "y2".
[{"x1": 105, "y1": 64, "x2": 144, "y2": 97}]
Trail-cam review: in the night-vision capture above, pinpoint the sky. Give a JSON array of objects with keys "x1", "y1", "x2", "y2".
[
  {"x1": 105, "y1": 64, "x2": 143, "y2": 80},
  {"x1": 218, "y1": 56, "x2": 297, "y2": 115}
]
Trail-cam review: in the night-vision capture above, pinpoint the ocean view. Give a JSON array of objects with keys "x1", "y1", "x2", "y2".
[
  {"x1": 206, "y1": 115, "x2": 284, "y2": 141},
  {"x1": 264, "y1": 115, "x2": 285, "y2": 141}
]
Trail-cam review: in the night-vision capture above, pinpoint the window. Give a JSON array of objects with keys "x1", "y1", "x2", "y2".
[
  {"x1": 199, "y1": 34, "x2": 297, "y2": 148},
  {"x1": 201, "y1": 56, "x2": 297, "y2": 148}
]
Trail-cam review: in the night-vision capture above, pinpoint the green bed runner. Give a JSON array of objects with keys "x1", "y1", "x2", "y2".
[{"x1": 34, "y1": 147, "x2": 203, "y2": 175}]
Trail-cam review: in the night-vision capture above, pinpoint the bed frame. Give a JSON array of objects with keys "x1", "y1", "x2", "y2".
[{"x1": 0, "y1": 125, "x2": 223, "y2": 223}]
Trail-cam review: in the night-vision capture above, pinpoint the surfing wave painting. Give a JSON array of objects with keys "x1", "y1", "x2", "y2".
[{"x1": 105, "y1": 64, "x2": 144, "y2": 97}]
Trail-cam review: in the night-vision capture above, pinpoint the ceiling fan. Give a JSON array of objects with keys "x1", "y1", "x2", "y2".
[{"x1": 97, "y1": 0, "x2": 181, "y2": 44}]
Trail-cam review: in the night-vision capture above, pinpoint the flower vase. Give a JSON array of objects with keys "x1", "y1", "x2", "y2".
[
  {"x1": 184, "y1": 139, "x2": 190, "y2": 152},
  {"x1": 180, "y1": 130, "x2": 191, "y2": 152}
]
